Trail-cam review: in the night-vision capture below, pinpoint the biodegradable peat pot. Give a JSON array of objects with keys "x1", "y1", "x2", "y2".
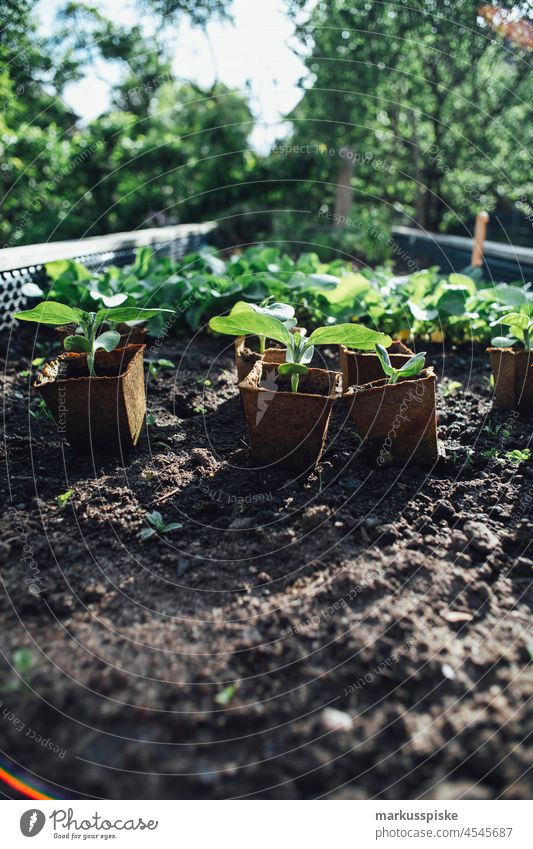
[
  {"x1": 238, "y1": 361, "x2": 341, "y2": 472},
  {"x1": 34, "y1": 344, "x2": 146, "y2": 451},
  {"x1": 345, "y1": 367, "x2": 439, "y2": 466},
  {"x1": 487, "y1": 347, "x2": 533, "y2": 416},
  {"x1": 234, "y1": 336, "x2": 286, "y2": 383},
  {"x1": 56, "y1": 322, "x2": 148, "y2": 348},
  {"x1": 340, "y1": 339, "x2": 414, "y2": 389}
]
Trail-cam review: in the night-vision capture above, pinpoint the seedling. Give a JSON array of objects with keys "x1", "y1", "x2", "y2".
[
  {"x1": 13, "y1": 302, "x2": 173, "y2": 377},
  {"x1": 209, "y1": 301, "x2": 391, "y2": 392},
  {"x1": 57, "y1": 489, "x2": 74, "y2": 508},
  {"x1": 1, "y1": 648, "x2": 36, "y2": 694},
  {"x1": 441, "y1": 380, "x2": 462, "y2": 397},
  {"x1": 148, "y1": 358, "x2": 175, "y2": 379},
  {"x1": 139, "y1": 510, "x2": 182, "y2": 541},
  {"x1": 491, "y1": 311, "x2": 533, "y2": 350},
  {"x1": 30, "y1": 399, "x2": 54, "y2": 422},
  {"x1": 375, "y1": 344, "x2": 427, "y2": 384},
  {"x1": 214, "y1": 683, "x2": 237, "y2": 705}
]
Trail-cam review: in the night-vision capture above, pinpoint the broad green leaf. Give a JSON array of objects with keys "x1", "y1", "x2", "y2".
[
  {"x1": 448, "y1": 273, "x2": 477, "y2": 295},
  {"x1": 209, "y1": 301, "x2": 292, "y2": 346},
  {"x1": 14, "y1": 301, "x2": 84, "y2": 326},
  {"x1": 498, "y1": 312, "x2": 530, "y2": 330},
  {"x1": 398, "y1": 351, "x2": 426, "y2": 375},
  {"x1": 252, "y1": 301, "x2": 295, "y2": 321},
  {"x1": 491, "y1": 336, "x2": 515, "y2": 348},
  {"x1": 146, "y1": 510, "x2": 163, "y2": 527},
  {"x1": 278, "y1": 362, "x2": 309, "y2": 375},
  {"x1": 308, "y1": 324, "x2": 391, "y2": 350},
  {"x1": 95, "y1": 306, "x2": 174, "y2": 325},
  {"x1": 64, "y1": 335, "x2": 90, "y2": 353},
  {"x1": 93, "y1": 330, "x2": 120, "y2": 353},
  {"x1": 163, "y1": 522, "x2": 183, "y2": 532},
  {"x1": 408, "y1": 300, "x2": 438, "y2": 321},
  {"x1": 46, "y1": 259, "x2": 92, "y2": 282},
  {"x1": 90, "y1": 291, "x2": 128, "y2": 308}
]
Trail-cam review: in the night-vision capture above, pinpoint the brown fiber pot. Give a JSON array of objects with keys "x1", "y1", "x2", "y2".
[
  {"x1": 34, "y1": 344, "x2": 146, "y2": 451},
  {"x1": 56, "y1": 323, "x2": 148, "y2": 348},
  {"x1": 487, "y1": 347, "x2": 533, "y2": 416},
  {"x1": 238, "y1": 361, "x2": 341, "y2": 472},
  {"x1": 234, "y1": 336, "x2": 285, "y2": 383},
  {"x1": 344, "y1": 367, "x2": 438, "y2": 466},
  {"x1": 340, "y1": 339, "x2": 414, "y2": 390}
]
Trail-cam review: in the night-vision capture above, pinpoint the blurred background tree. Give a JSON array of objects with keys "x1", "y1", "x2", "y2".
[{"x1": 1, "y1": 0, "x2": 532, "y2": 254}]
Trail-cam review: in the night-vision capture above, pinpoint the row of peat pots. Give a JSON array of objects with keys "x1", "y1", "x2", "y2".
[
  {"x1": 236, "y1": 336, "x2": 533, "y2": 474},
  {"x1": 25, "y1": 331, "x2": 532, "y2": 469}
]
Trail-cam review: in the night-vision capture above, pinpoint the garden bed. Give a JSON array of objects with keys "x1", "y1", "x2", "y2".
[{"x1": 0, "y1": 328, "x2": 531, "y2": 800}]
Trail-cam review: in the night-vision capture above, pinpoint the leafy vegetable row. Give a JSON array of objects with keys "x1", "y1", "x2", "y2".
[{"x1": 23, "y1": 244, "x2": 533, "y2": 346}]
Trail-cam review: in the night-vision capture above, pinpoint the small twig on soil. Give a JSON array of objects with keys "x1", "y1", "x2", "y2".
[{"x1": 152, "y1": 487, "x2": 181, "y2": 504}]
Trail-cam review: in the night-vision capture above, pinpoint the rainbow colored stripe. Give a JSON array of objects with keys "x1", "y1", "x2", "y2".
[{"x1": 0, "y1": 762, "x2": 57, "y2": 800}]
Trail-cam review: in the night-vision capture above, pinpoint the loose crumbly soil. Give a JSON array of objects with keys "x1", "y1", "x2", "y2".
[{"x1": 0, "y1": 328, "x2": 531, "y2": 800}]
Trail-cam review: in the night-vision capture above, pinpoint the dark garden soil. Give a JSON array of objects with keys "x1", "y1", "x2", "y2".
[{"x1": 0, "y1": 328, "x2": 532, "y2": 800}]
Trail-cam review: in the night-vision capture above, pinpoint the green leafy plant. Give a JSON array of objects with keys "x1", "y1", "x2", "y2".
[
  {"x1": 214, "y1": 683, "x2": 237, "y2": 706},
  {"x1": 148, "y1": 358, "x2": 175, "y2": 379},
  {"x1": 506, "y1": 448, "x2": 531, "y2": 464},
  {"x1": 375, "y1": 344, "x2": 427, "y2": 384},
  {"x1": 139, "y1": 510, "x2": 183, "y2": 541},
  {"x1": 491, "y1": 310, "x2": 533, "y2": 350},
  {"x1": 1, "y1": 649, "x2": 37, "y2": 695},
  {"x1": 209, "y1": 301, "x2": 391, "y2": 392},
  {"x1": 57, "y1": 489, "x2": 74, "y2": 508},
  {"x1": 13, "y1": 302, "x2": 173, "y2": 376},
  {"x1": 441, "y1": 380, "x2": 462, "y2": 397}
]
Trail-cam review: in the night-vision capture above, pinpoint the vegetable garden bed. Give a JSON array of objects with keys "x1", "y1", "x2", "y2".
[{"x1": 1, "y1": 325, "x2": 531, "y2": 800}]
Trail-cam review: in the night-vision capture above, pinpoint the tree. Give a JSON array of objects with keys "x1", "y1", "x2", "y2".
[{"x1": 280, "y1": 0, "x2": 533, "y2": 232}]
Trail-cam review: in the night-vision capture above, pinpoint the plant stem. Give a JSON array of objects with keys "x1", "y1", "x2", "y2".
[
  {"x1": 291, "y1": 373, "x2": 300, "y2": 393},
  {"x1": 259, "y1": 335, "x2": 265, "y2": 354}
]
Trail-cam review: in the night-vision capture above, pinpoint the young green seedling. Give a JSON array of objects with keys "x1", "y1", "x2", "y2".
[
  {"x1": 139, "y1": 510, "x2": 183, "y2": 541},
  {"x1": 375, "y1": 344, "x2": 427, "y2": 384},
  {"x1": 239, "y1": 299, "x2": 297, "y2": 354},
  {"x1": 491, "y1": 311, "x2": 533, "y2": 350},
  {"x1": 209, "y1": 301, "x2": 391, "y2": 392},
  {"x1": 13, "y1": 301, "x2": 173, "y2": 377}
]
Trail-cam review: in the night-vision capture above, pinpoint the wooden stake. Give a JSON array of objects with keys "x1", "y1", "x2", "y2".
[{"x1": 471, "y1": 211, "x2": 489, "y2": 267}]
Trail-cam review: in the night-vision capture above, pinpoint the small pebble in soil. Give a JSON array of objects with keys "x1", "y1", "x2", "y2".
[{"x1": 320, "y1": 707, "x2": 354, "y2": 733}]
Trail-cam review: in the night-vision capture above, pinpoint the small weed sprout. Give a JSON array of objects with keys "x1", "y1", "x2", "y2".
[
  {"x1": 1, "y1": 649, "x2": 36, "y2": 695},
  {"x1": 210, "y1": 301, "x2": 390, "y2": 392},
  {"x1": 139, "y1": 510, "x2": 182, "y2": 541},
  {"x1": 506, "y1": 448, "x2": 531, "y2": 464},
  {"x1": 14, "y1": 302, "x2": 173, "y2": 377},
  {"x1": 441, "y1": 380, "x2": 462, "y2": 397},
  {"x1": 57, "y1": 489, "x2": 74, "y2": 508},
  {"x1": 149, "y1": 358, "x2": 175, "y2": 380},
  {"x1": 375, "y1": 344, "x2": 427, "y2": 384}
]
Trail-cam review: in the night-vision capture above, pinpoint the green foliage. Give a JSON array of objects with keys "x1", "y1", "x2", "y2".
[
  {"x1": 14, "y1": 300, "x2": 173, "y2": 376},
  {"x1": 283, "y1": 0, "x2": 533, "y2": 231},
  {"x1": 209, "y1": 300, "x2": 390, "y2": 392},
  {"x1": 57, "y1": 489, "x2": 74, "y2": 508},
  {"x1": 375, "y1": 345, "x2": 427, "y2": 385},
  {"x1": 139, "y1": 510, "x2": 183, "y2": 541},
  {"x1": 491, "y1": 309, "x2": 533, "y2": 350}
]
